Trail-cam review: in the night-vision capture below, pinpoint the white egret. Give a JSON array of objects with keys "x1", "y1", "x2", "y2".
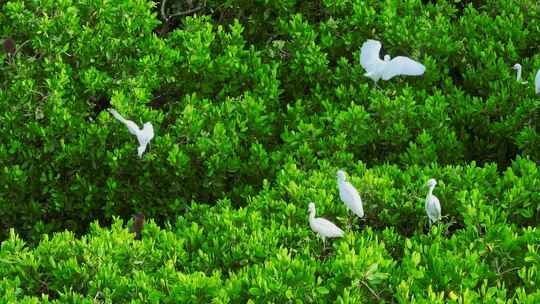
[
  {"x1": 534, "y1": 70, "x2": 540, "y2": 94},
  {"x1": 308, "y1": 202, "x2": 344, "y2": 248},
  {"x1": 425, "y1": 178, "x2": 441, "y2": 226},
  {"x1": 512, "y1": 63, "x2": 527, "y2": 84},
  {"x1": 337, "y1": 170, "x2": 364, "y2": 218},
  {"x1": 360, "y1": 39, "x2": 425, "y2": 82},
  {"x1": 109, "y1": 109, "x2": 154, "y2": 158}
]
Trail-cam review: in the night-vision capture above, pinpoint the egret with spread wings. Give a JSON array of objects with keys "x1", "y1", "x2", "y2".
[
  {"x1": 360, "y1": 39, "x2": 425, "y2": 82},
  {"x1": 109, "y1": 109, "x2": 154, "y2": 158}
]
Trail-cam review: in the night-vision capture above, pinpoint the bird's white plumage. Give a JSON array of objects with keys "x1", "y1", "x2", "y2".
[
  {"x1": 425, "y1": 178, "x2": 441, "y2": 225},
  {"x1": 360, "y1": 39, "x2": 385, "y2": 74},
  {"x1": 109, "y1": 109, "x2": 155, "y2": 158},
  {"x1": 359, "y1": 39, "x2": 425, "y2": 82},
  {"x1": 513, "y1": 63, "x2": 527, "y2": 84},
  {"x1": 534, "y1": 70, "x2": 540, "y2": 94},
  {"x1": 136, "y1": 122, "x2": 154, "y2": 157},
  {"x1": 109, "y1": 109, "x2": 140, "y2": 135},
  {"x1": 382, "y1": 56, "x2": 426, "y2": 80},
  {"x1": 308, "y1": 202, "x2": 344, "y2": 241},
  {"x1": 337, "y1": 170, "x2": 364, "y2": 218}
]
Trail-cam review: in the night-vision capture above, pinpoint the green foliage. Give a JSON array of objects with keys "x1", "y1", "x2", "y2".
[
  {"x1": 1, "y1": 0, "x2": 539, "y2": 238},
  {"x1": 1, "y1": 162, "x2": 540, "y2": 302},
  {"x1": 1, "y1": 0, "x2": 540, "y2": 302}
]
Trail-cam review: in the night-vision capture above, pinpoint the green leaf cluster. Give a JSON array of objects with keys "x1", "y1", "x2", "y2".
[
  {"x1": 1, "y1": 0, "x2": 540, "y2": 302},
  {"x1": 1, "y1": 161, "x2": 540, "y2": 302}
]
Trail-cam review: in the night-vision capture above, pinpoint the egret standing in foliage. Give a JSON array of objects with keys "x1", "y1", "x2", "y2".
[
  {"x1": 337, "y1": 170, "x2": 364, "y2": 219},
  {"x1": 512, "y1": 63, "x2": 527, "y2": 84},
  {"x1": 360, "y1": 39, "x2": 425, "y2": 83},
  {"x1": 425, "y1": 178, "x2": 441, "y2": 226},
  {"x1": 109, "y1": 109, "x2": 154, "y2": 158},
  {"x1": 534, "y1": 70, "x2": 540, "y2": 94},
  {"x1": 308, "y1": 202, "x2": 344, "y2": 248}
]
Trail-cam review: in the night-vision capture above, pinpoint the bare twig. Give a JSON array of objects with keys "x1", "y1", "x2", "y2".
[
  {"x1": 12, "y1": 40, "x2": 30, "y2": 58},
  {"x1": 497, "y1": 267, "x2": 520, "y2": 277},
  {"x1": 360, "y1": 280, "x2": 381, "y2": 301},
  {"x1": 160, "y1": 0, "x2": 168, "y2": 22},
  {"x1": 168, "y1": 0, "x2": 207, "y2": 19}
]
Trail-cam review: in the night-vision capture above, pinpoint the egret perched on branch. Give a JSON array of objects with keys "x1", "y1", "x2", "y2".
[
  {"x1": 534, "y1": 70, "x2": 540, "y2": 94},
  {"x1": 109, "y1": 109, "x2": 154, "y2": 158},
  {"x1": 360, "y1": 39, "x2": 425, "y2": 83},
  {"x1": 425, "y1": 178, "x2": 441, "y2": 226},
  {"x1": 512, "y1": 63, "x2": 528, "y2": 84},
  {"x1": 337, "y1": 170, "x2": 364, "y2": 218},
  {"x1": 308, "y1": 202, "x2": 344, "y2": 248}
]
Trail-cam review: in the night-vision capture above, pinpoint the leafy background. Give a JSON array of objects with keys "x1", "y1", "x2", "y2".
[{"x1": 1, "y1": 0, "x2": 539, "y2": 302}]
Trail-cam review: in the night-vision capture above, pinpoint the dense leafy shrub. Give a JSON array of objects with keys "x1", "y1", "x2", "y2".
[
  {"x1": 1, "y1": 0, "x2": 539, "y2": 238},
  {"x1": 1, "y1": 0, "x2": 540, "y2": 302},
  {"x1": 1, "y1": 161, "x2": 540, "y2": 302}
]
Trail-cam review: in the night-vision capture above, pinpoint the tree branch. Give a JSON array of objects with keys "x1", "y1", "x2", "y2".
[
  {"x1": 160, "y1": 0, "x2": 169, "y2": 22},
  {"x1": 360, "y1": 280, "x2": 381, "y2": 301},
  {"x1": 167, "y1": 0, "x2": 207, "y2": 19}
]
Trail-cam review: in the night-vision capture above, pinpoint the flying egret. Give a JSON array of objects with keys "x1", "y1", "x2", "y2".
[
  {"x1": 534, "y1": 70, "x2": 540, "y2": 94},
  {"x1": 425, "y1": 178, "x2": 441, "y2": 226},
  {"x1": 109, "y1": 109, "x2": 154, "y2": 158},
  {"x1": 337, "y1": 170, "x2": 364, "y2": 218},
  {"x1": 308, "y1": 202, "x2": 344, "y2": 248},
  {"x1": 512, "y1": 63, "x2": 528, "y2": 84},
  {"x1": 360, "y1": 39, "x2": 425, "y2": 83}
]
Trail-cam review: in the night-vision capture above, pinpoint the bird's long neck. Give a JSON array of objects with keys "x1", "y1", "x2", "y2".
[
  {"x1": 427, "y1": 185, "x2": 435, "y2": 199},
  {"x1": 516, "y1": 66, "x2": 522, "y2": 81},
  {"x1": 309, "y1": 210, "x2": 315, "y2": 220}
]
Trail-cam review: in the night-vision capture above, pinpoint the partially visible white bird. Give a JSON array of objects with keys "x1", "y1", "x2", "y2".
[
  {"x1": 512, "y1": 63, "x2": 528, "y2": 84},
  {"x1": 360, "y1": 39, "x2": 425, "y2": 82},
  {"x1": 535, "y1": 69, "x2": 540, "y2": 94},
  {"x1": 337, "y1": 170, "x2": 364, "y2": 218},
  {"x1": 308, "y1": 202, "x2": 344, "y2": 247},
  {"x1": 109, "y1": 109, "x2": 154, "y2": 158},
  {"x1": 425, "y1": 178, "x2": 441, "y2": 226}
]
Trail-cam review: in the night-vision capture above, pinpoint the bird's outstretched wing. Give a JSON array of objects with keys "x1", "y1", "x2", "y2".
[
  {"x1": 360, "y1": 39, "x2": 385, "y2": 73},
  {"x1": 382, "y1": 56, "x2": 425, "y2": 80},
  {"x1": 109, "y1": 108, "x2": 141, "y2": 135},
  {"x1": 534, "y1": 70, "x2": 540, "y2": 94}
]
